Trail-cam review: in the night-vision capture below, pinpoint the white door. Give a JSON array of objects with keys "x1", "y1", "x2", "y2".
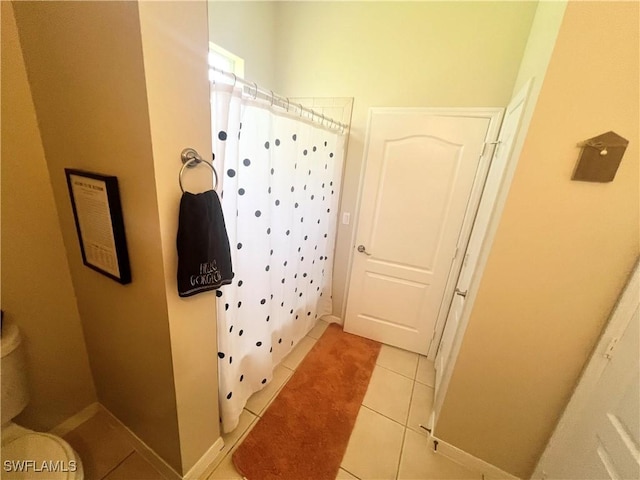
[
  {"x1": 433, "y1": 83, "x2": 530, "y2": 397},
  {"x1": 534, "y1": 262, "x2": 639, "y2": 480},
  {"x1": 344, "y1": 108, "x2": 499, "y2": 354}
]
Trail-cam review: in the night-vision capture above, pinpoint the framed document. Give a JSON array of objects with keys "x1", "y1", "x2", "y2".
[{"x1": 65, "y1": 169, "x2": 132, "y2": 284}]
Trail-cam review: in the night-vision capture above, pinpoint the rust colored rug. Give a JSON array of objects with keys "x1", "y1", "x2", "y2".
[{"x1": 232, "y1": 323, "x2": 381, "y2": 480}]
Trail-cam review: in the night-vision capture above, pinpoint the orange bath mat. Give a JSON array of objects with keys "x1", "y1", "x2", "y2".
[{"x1": 232, "y1": 323, "x2": 381, "y2": 480}]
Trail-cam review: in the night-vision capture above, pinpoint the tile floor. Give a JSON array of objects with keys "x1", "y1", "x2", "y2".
[
  {"x1": 207, "y1": 320, "x2": 481, "y2": 480},
  {"x1": 63, "y1": 410, "x2": 166, "y2": 480},
  {"x1": 63, "y1": 320, "x2": 480, "y2": 480}
]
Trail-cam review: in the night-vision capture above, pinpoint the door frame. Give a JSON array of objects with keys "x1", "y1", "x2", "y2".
[
  {"x1": 532, "y1": 259, "x2": 639, "y2": 478},
  {"x1": 430, "y1": 79, "x2": 534, "y2": 426},
  {"x1": 341, "y1": 107, "x2": 503, "y2": 354}
]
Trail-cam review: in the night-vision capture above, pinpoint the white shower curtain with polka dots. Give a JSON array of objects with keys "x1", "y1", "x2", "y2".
[{"x1": 211, "y1": 84, "x2": 345, "y2": 433}]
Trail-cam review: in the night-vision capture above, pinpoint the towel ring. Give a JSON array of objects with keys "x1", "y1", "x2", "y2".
[{"x1": 179, "y1": 149, "x2": 219, "y2": 193}]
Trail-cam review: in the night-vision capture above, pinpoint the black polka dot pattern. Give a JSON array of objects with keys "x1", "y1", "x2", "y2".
[{"x1": 210, "y1": 109, "x2": 342, "y2": 432}]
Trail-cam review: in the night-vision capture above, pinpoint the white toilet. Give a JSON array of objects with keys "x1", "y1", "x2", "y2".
[{"x1": 1, "y1": 323, "x2": 84, "y2": 480}]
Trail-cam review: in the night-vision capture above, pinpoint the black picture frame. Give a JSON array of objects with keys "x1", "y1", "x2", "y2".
[{"x1": 65, "y1": 169, "x2": 132, "y2": 284}]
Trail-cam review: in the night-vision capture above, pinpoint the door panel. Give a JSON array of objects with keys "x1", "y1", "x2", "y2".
[
  {"x1": 534, "y1": 262, "x2": 639, "y2": 480},
  {"x1": 555, "y1": 306, "x2": 639, "y2": 479},
  {"x1": 344, "y1": 109, "x2": 493, "y2": 354},
  {"x1": 372, "y1": 136, "x2": 464, "y2": 270},
  {"x1": 431, "y1": 83, "x2": 531, "y2": 421},
  {"x1": 435, "y1": 92, "x2": 528, "y2": 392},
  {"x1": 360, "y1": 272, "x2": 427, "y2": 330},
  {"x1": 434, "y1": 293, "x2": 463, "y2": 393}
]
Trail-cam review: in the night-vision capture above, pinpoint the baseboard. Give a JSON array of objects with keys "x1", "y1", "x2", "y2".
[
  {"x1": 183, "y1": 436, "x2": 225, "y2": 480},
  {"x1": 431, "y1": 434, "x2": 520, "y2": 480},
  {"x1": 51, "y1": 403, "x2": 226, "y2": 480},
  {"x1": 49, "y1": 402, "x2": 101, "y2": 437},
  {"x1": 99, "y1": 405, "x2": 182, "y2": 480},
  {"x1": 321, "y1": 314, "x2": 342, "y2": 325}
]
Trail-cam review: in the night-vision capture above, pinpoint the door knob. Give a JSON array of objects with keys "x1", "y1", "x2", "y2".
[
  {"x1": 454, "y1": 288, "x2": 467, "y2": 298},
  {"x1": 357, "y1": 245, "x2": 371, "y2": 256}
]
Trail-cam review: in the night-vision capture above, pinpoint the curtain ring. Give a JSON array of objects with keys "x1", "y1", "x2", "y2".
[
  {"x1": 252, "y1": 82, "x2": 258, "y2": 99},
  {"x1": 321, "y1": 113, "x2": 326, "y2": 126},
  {"x1": 231, "y1": 73, "x2": 237, "y2": 87},
  {"x1": 286, "y1": 98, "x2": 290, "y2": 112},
  {"x1": 270, "y1": 91, "x2": 275, "y2": 107}
]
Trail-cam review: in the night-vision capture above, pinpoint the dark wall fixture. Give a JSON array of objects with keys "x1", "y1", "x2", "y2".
[{"x1": 572, "y1": 131, "x2": 629, "y2": 182}]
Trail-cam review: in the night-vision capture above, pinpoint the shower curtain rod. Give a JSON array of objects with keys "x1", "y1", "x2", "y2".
[{"x1": 210, "y1": 66, "x2": 348, "y2": 133}]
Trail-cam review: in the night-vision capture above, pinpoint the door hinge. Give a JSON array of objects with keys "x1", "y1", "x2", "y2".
[
  {"x1": 452, "y1": 246, "x2": 459, "y2": 260},
  {"x1": 604, "y1": 337, "x2": 619, "y2": 359},
  {"x1": 481, "y1": 141, "x2": 501, "y2": 157}
]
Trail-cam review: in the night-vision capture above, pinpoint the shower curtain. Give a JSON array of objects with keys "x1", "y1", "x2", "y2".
[{"x1": 212, "y1": 83, "x2": 346, "y2": 433}]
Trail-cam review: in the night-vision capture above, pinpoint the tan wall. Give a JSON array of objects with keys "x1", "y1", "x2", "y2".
[
  {"x1": 12, "y1": 1, "x2": 182, "y2": 472},
  {"x1": 208, "y1": 1, "x2": 278, "y2": 90},
  {"x1": 138, "y1": 1, "x2": 221, "y2": 473},
  {"x1": 1, "y1": 2, "x2": 97, "y2": 431},
  {"x1": 436, "y1": 2, "x2": 639, "y2": 478},
  {"x1": 273, "y1": 1, "x2": 538, "y2": 318}
]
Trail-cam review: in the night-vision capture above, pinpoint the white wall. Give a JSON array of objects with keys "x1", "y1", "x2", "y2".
[
  {"x1": 273, "y1": 1, "x2": 539, "y2": 318},
  {"x1": 208, "y1": 1, "x2": 277, "y2": 90}
]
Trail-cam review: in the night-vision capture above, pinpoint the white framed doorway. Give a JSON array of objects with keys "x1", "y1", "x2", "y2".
[{"x1": 343, "y1": 107, "x2": 503, "y2": 355}]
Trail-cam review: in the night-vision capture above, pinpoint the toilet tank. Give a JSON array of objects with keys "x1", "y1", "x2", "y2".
[{"x1": 1, "y1": 323, "x2": 30, "y2": 425}]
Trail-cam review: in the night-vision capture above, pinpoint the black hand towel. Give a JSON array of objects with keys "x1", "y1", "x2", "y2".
[{"x1": 177, "y1": 190, "x2": 233, "y2": 297}]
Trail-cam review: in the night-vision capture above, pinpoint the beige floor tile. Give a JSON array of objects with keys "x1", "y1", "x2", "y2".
[
  {"x1": 63, "y1": 411, "x2": 135, "y2": 480},
  {"x1": 376, "y1": 344, "x2": 419, "y2": 379},
  {"x1": 407, "y1": 382, "x2": 434, "y2": 436},
  {"x1": 362, "y1": 365, "x2": 413, "y2": 424},
  {"x1": 416, "y1": 355, "x2": 436, "y2": 387},
  {"x1": 245, "y1": 364, "x2": 293, "y2": 416},
  {"x1": 206, "y1": 453, "x2": 244, "y2": 480},
  {"x1": 307, "y1": 319, "x2": 330, "y2": 339},
  {"x1": 103, "y1": 452, "x2": 165, "y2": 480},
  {"x1": 341, "y1": 406, "x2": 404, "y2": 480},
  {"x1": 206, "y1": 409, "x2": 257, "y2": 473},
  {"x1": 282, "y1": 335, "x2": 317, "y2": 370},
  {"x1": 336, "y1": 467, "x2": 360, "y2": 479},
  {"x1": 398, "y1": 429, "x2": 481, "y2": 480}
]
